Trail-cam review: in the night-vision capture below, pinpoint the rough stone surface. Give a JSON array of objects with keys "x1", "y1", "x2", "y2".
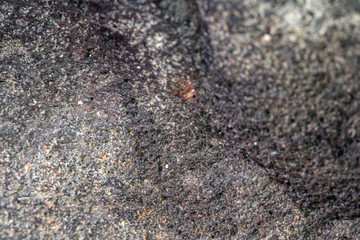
[{"x1": 0, "y1": 0, "x2": 359, "y2": 239}]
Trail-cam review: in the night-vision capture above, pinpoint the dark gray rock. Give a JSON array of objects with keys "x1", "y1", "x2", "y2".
[{"x1": 0, "y1": 0, "x2": 359, "y2": 239}]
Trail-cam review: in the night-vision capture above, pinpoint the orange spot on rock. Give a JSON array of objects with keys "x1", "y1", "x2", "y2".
[{"x1": 180, "y1": 82, "x2": 196, "y2": 100}]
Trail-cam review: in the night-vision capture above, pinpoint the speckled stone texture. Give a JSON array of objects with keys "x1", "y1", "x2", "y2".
[{"x1": 0, "y1": 0, "x2": 359, "y2": 239}]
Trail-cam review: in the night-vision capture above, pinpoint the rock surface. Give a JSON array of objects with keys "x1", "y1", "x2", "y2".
[{"x1": 0, "y1": 0, "x2": 359, "y2": 239}]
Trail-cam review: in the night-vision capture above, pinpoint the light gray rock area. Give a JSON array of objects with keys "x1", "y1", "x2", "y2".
[{"x1": 1, "y1": 0, "x2": 359, "y2": 239}]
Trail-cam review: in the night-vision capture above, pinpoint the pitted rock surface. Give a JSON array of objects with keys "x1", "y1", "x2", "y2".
[{"x1": 1, "y1": 0, "x2": 359, "y2": 239}]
